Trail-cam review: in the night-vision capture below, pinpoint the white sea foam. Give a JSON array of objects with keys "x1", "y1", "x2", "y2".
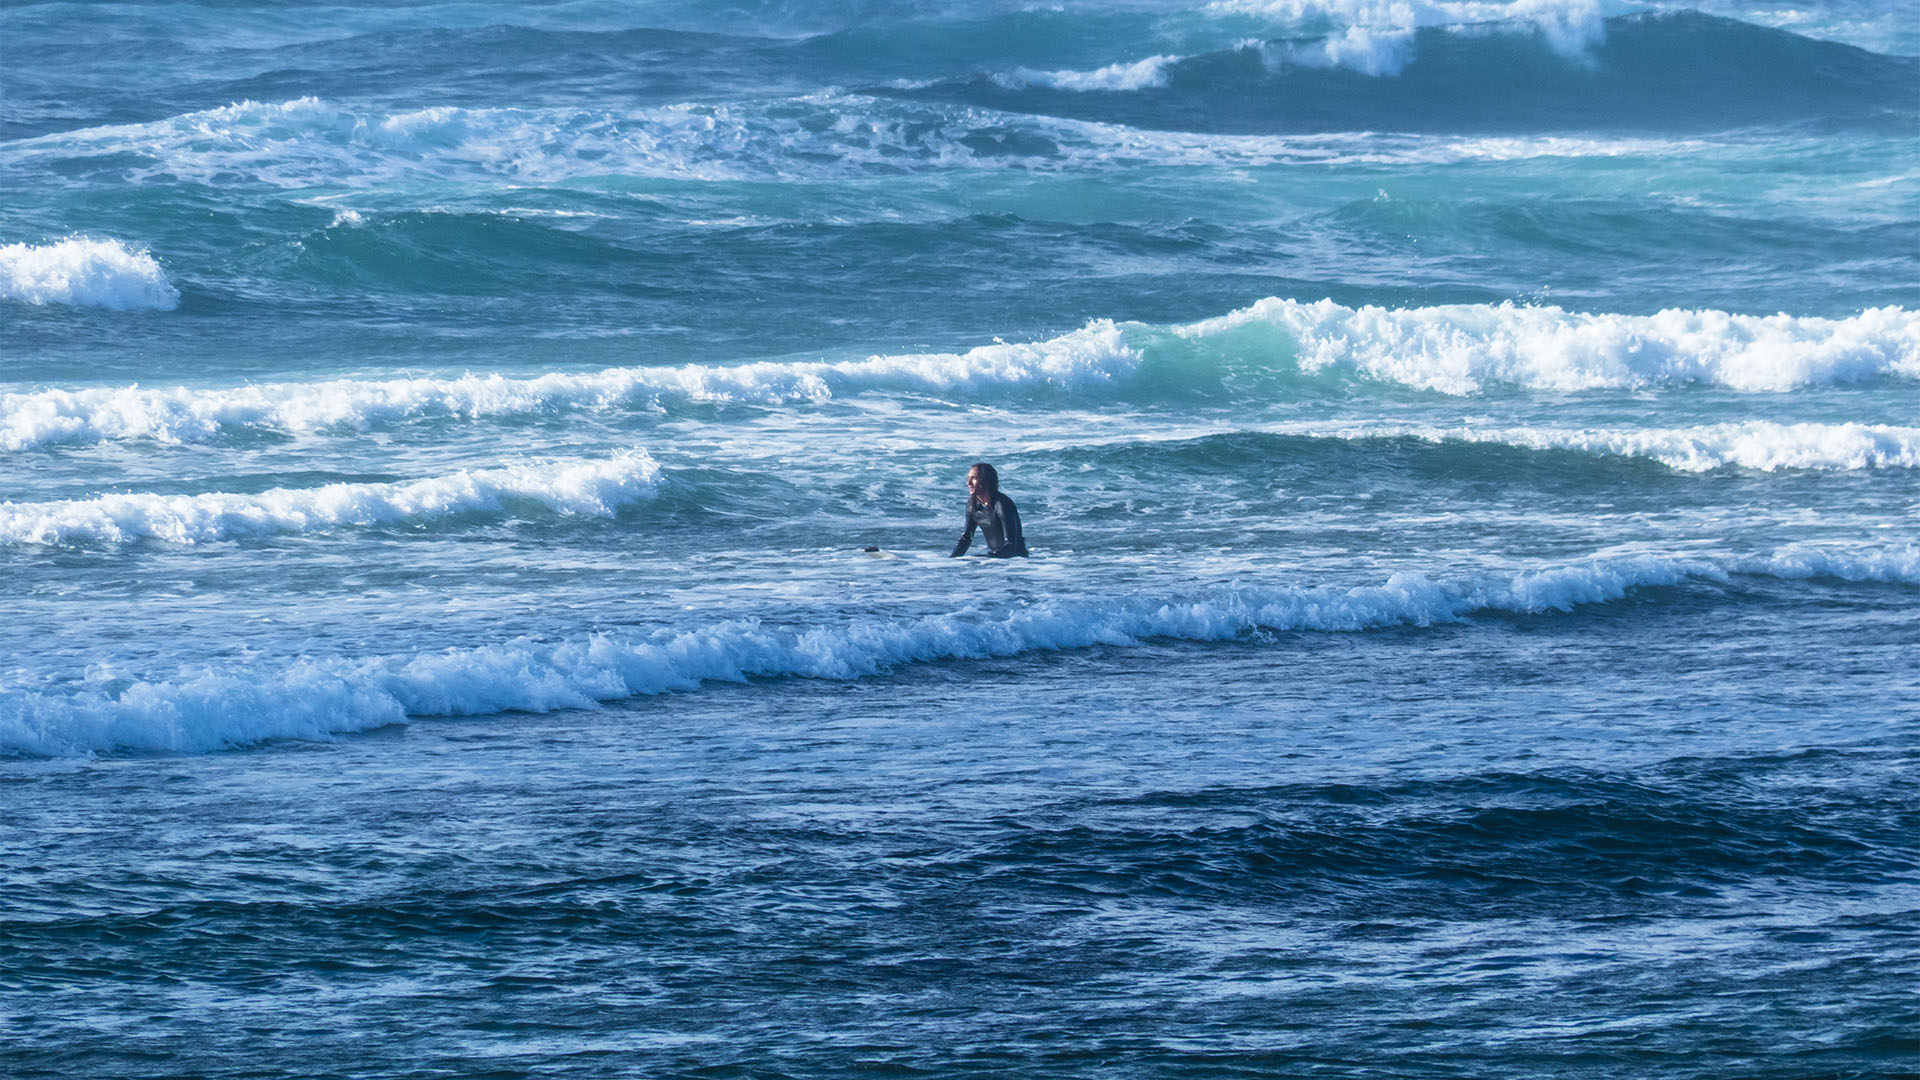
[
  {"x1": 1333, "y1": 421, "x2": 1920, "y2": 471},
  {"x1": 5, "y1": 546, "x2": 1910, "y2": 757},
  {"x1": 992, "y1": 54, "x2": 1180, "y2": 92},
  {"x1": 0, "y1": 451, "x2": 662, "y2": 545},
  {"x1": 1175, "y1": 298, "x2": 1920, "y2": 394},
  {"x1": 1266, "y1": 24, "x2": 1419, "y2": 75},
  {"x1": 0, "y1": 237, "x2": 180, "y2": 311},
  {"x1": 0, "y1": 322, "x2": 1138, "y2": 450},
  {"x1": 1209, "y1": 0, "x2": 1626, "y2": 73}
]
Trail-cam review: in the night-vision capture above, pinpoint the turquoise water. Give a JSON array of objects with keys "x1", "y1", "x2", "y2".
[{"x1": 2, "y1": 2, "x2": 1917, "y2": 1076}]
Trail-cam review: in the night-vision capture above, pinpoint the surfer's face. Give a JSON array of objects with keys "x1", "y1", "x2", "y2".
[{"x1": 967, "y1": 469, "x2": 988, "y2": 501}]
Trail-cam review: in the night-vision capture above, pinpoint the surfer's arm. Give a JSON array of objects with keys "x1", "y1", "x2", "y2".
[{"x1": 951, "y1": 514, "x2": 976, "y2": 557}]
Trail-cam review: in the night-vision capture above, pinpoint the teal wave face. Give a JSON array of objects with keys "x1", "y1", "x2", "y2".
[
  {"x1": 5, "y1": 7, "x2": 1915, "y2": 141},
  {"x1": 889, "y1": 12, "x2": 1919, "y2": 134}
]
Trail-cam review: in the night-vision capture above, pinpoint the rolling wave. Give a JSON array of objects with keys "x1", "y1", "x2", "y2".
[
  {"x1": 5, "y1": 300, "x2": 1914, "y2": 451},
  {"x1": 3, "y1": 545, "x2": 1913, "y2": 756},
  {"x1": 0, "y1": 237, "x2": 179, "y2": 311},
  {"x1": 0, "y1": 324, "x2": 1137, "y2": 449},
  {"x1": 1067, "y1": 421, "x2": 1920, "y2": 473},
  {"x1": 1169, "y1": 298, "x2": 1920, "y2": 394},
  {"x1": 889, "y1": 12, "x2": 1918, "y2": 133},
  {"x1": 0, "y1": 451, "x2": 661, "y2": 544}
]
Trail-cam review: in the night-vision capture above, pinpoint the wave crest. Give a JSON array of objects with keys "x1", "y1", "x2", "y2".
[
  {"x1": 0, "y1": 322, "x2": 1136, "y2": 450},
  {"x1": 0, "y1": 237, "x2": 179, "y2": 311},
  {"x1": 4, "y1": 546, "x2": 1912, "y2": 757},
  {"x1": 0, "y1": 451, "x2": 662, "y2": 545},
  {"x1": 1175, "y1": 299, "x2": 1920, "y2": 394},
  {"x1": 1393, "y1": 420, "x2": 1920, "y2": 471},
  {"x1": 992, "y1": 55, "x2": 1181, "y2": 92}
]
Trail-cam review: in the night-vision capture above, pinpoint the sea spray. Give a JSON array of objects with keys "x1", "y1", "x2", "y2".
[
  {"x1": 1174, "y1": 299, "x2": 1920, "y2": 393},
  {"x1": 0, "y1": 237, "x2": 180, "y2": 311}
]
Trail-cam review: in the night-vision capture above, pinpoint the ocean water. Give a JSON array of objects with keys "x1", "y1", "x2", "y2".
[{"x1": 2, "y1": 1, "x2": 1917, "y2": 1076}]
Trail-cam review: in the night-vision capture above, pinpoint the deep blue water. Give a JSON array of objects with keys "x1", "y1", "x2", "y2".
[{"x1": 2, "y1": 1, "x2": 1917, "y2": 1076}]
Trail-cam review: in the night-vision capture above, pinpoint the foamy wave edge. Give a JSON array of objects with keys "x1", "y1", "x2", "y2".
[
  {"x1": 5, "y1": 547, "x2": 1912, "y2": 757},
  {"x1": 1175, "y1": 298, "x2": 1920, "y2": 394},
  {"x1": 1332, "y1": 421, "x2": 1920, "y2": 471},
  {"x1": 0, "y1": 237, "x2": 179, "y2": 311},
  {"x1": 7, "y1": 299, "x2": 1915, "y2": 452},
  {"x1": 0, "y1": 450, "x2": 662, "y2": 545},
  {"x1": 0, "y1": 324, "x2": 1137, "y2": 450}
]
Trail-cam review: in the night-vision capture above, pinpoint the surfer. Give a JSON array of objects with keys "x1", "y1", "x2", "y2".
[{"x1": 951, "y1": 462, "x2": 1029, "y2": 558}]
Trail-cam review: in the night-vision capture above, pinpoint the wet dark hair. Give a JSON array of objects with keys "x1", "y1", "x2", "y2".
[{"x1": 968, "y1": 462, "x2": 998, "y2": 498}]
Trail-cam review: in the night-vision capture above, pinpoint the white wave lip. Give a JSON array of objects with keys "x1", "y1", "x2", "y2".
[
  {"x1": 0, "y1": 451, "x2": 662, "y2": 545},
  {"x1": 1361, "y1": 421, "x2": 1920, "y2": 471},
  {"x1": 0, "y1": 322, "x2": 1138, "y2": 451},
  {"x1": 993, "y1": 55, "x2": 1180, "y2": 92},
  {"x1": 0, "y1": 237, "x2": 180, "y2": 311},
  {"x1": 1209, "y1": 0, "x2": 1624, "y2": 74},
  {"x1": 1179, "y1": 298, "x2": 1920, "y2": 393},
  {"x1": 5, "y1": 546, "x2": 1913, "y2": 757}
]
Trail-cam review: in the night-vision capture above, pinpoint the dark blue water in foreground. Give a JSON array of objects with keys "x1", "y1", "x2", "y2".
[{"x1": 2, "y1": 1, "x2": 1917, "y2": 1076}]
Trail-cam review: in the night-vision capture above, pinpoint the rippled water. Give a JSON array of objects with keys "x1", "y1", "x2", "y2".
[{"x1": 3, "y1": 0, "x2": 1917, "y2": 1076}]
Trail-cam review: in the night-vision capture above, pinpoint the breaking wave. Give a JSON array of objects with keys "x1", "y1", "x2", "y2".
[
  {"x1": 7, "y1": 300, "x2": 1915, "y2": 452},
  {"x1": 0, "y1": 451, "x2": 662, "y2": 545},
  {"x1": 0, "y1": 323, "x2": 1138, "y2": 450},
  {"x1": 0, "y1": 237, "x2": 179, "y2": 311},
  {"x1": 1171, "y1": 298, "x2": 1920, "y2": 394},
  {"x1": 3, "y1": 546, "x2": 1913, "y2": 756}
]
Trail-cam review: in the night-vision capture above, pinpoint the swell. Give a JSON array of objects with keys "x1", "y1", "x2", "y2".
[
  {"x1": 10, "y1": 758, "x2": 1913, "y2": 935},
  {"x1": 0, "y1": 450, "x2": 661, "y2": 545},
  {"x1": 5, "y1": 7, "x2": 1912, "y2": 150},
  {"x1": 5, "y1": 545, "x2": 1913, "y2": 756},
  {"x1": 948, "y1": 761, "x2": 1920, "y2": 910},
  {"x1": 885, "y1": 12, "x2": 1919, "y2": 134}
]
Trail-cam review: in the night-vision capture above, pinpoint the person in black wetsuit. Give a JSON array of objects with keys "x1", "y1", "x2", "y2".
[{"x1": 951, "y1": 462, "x2": 1029, "y2": 558}]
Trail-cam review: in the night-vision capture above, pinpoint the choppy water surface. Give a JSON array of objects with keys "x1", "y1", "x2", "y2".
[{"x1": 2, "y1": 1, "x2": 1916, "y2": 1076}]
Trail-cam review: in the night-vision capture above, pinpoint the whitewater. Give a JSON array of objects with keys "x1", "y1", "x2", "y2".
[{"x1": 2, "y1": 1, "x2": 1915, "y2": 1078}]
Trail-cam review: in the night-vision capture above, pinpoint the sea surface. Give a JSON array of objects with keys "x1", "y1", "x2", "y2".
[{"x1": 2, "y1": 1, "x2": 1917, "y2": 1076}]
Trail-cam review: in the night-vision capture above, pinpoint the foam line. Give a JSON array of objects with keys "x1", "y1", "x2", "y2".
[
  {"x1": 4, "y1": 546, "x2": 1911, "y2": 756},
  {"x1": 2, "y1": 95, "x2": 1771, "y2": 189},
  {"x1": 0, "y1": 451, "x2": 662, "y2": 544},
  {"x1": 0, "y1": 322, "x2": 1137, "y2": 450},
  {"x1": 0, "y1": 237, "x2": 179, "y2": 311},
  {"x1": 1330, "y1": 421, "x2": 1920, "y2": 471}
]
